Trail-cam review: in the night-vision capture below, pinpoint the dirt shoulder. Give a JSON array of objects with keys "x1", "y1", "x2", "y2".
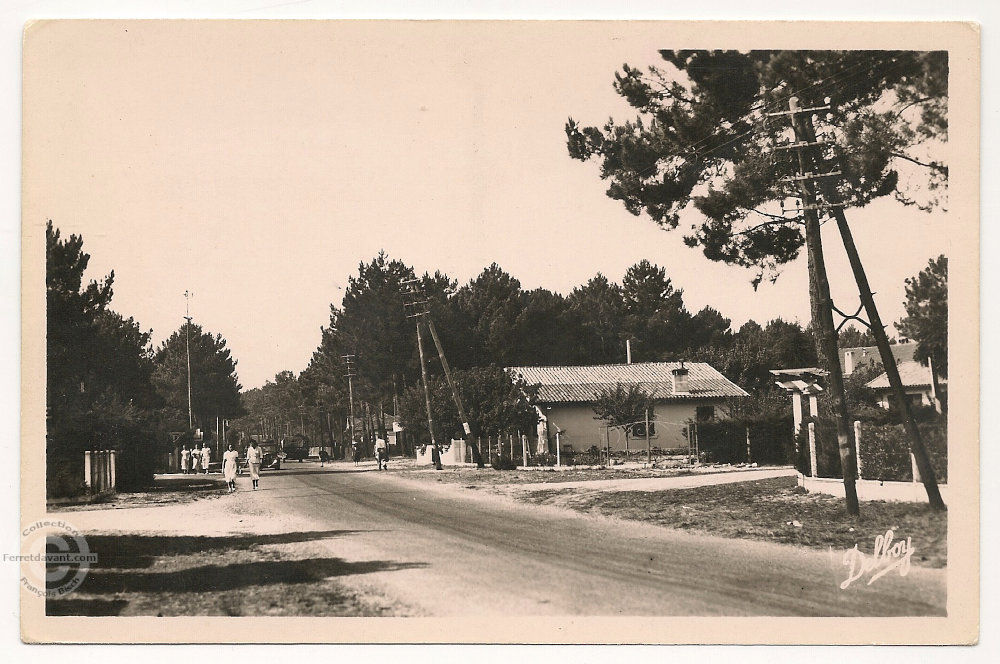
[
  {"x1": 45, "y1": 475, "x2": 417, "y2": 617},
  {"x1": 48, "y1": 474, "x2": 229, "y2": 512}
]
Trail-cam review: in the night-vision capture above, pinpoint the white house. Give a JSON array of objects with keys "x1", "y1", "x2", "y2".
[{"x1": 507, "y1": 361, "x2": 748, "y2": 454}]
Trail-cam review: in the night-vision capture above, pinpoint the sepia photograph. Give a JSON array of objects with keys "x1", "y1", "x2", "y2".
[{"x1": 17, "y1": 17, "x2": 979, "y2": 645}]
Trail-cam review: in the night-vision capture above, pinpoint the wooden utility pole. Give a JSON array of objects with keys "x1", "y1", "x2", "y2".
[
  {"x1": 415, "y1": 319, "x2": 440, "y2": 469},
  {"x1": 403, "y1": 281, "x2": 441, "y2": 470},
  {"x1": 775, "y1": 97, "x2": 860, "y2": 516},
  {"x1": 791, "y1": 101, "x2": 945, "y2": 509},
  {"x1": 426, "y1": 318, "x2": 486, "y2": 468},
  {"x1": 184, "y1": 290, "x2": 194, "y2": 430},
  {"x1": 342, "y1": 354, "x2": 357, "y2": 453}
]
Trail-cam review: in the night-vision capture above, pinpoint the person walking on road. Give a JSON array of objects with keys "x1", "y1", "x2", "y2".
[
  {"x1": 191, "y1": 445, "x2": 202, "y2": 474},
  {"x1": 245, "y1": 440, "x2": 262, "y2": 490},
  {"x1": 222, "y1": 443, "x2": 239, "y2": 493},
  {"x1": 201, "y1": 444, "x2": 212, "y2": 474},
  {"x1": 375, "y1": 436, "x2": 388, "y2": 470},
  {"x1": 180, "y1": 445, "x2": 191, "y2": 474}
]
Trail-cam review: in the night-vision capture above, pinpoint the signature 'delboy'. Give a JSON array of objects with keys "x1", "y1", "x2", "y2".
[{"x1": 841, "y1": 529, "x2": 915, "y2": 590}]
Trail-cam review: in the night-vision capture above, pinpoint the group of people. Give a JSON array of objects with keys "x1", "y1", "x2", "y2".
[
  {"x1": 179, "y1": 441, "x2": 264, "y2": 493},
  {"x1": 222, "y1": 441, "x2": 262, "y2": 493},
  {"x1": 179, "y1": 444, "x2": 212, "y2": 474},
  {"x1": 352, "y1": 437, "x2": 389, "y2": 470}
]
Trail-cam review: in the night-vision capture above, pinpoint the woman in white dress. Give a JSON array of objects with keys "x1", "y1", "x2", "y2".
[
  {"x1": 180, "y1": 445, "x2": 191, "y2": 474},
  {"x1": 191, "y1": 446, "x2": 202, "y2": 473},
  {"x1": 222, "y1": 443, "x2": 239, "y2": 493},
  {"x1": 245, "y1": 441, "x2": 262, "y2": 490},
  {"x1": 201, "y1": 445, "x2": 212, "y2": 474}
]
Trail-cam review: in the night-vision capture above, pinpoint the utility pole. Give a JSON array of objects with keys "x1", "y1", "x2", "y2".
[
  {"x1": 426, "y1": 318, "x2": 485, "y2": 468},
  {"x1": 786, "y1": 97, "x2": 945, "y2": 509},
  {"x1": 184, "y1": 290, "x2": 194, "y2": 431},
  {"x1": 342, "y1": 354, "x2": 357, "y2": 452},
  {"x1": 403, "y1": 280, "x2": 442, "y2": 470},
  {"x1": 769, "y1": 97, "x2": 860, "y2": 516}
]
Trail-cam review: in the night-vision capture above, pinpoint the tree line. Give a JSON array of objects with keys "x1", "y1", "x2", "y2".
[
  {"x1": 234, "y1": 251, "x2": 833, "y2": 455},
  {"x1": 46, "y1": 222, "x2": 243, "y2": 496}
]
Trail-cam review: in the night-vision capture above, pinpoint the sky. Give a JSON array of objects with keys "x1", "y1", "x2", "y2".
[{"x1": 21, "y1": 20, "x2": 962, "y2": 390}]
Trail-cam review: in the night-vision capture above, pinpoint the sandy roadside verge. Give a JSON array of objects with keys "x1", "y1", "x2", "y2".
[{"x1": 45, "y1": 481, "x2": 420, "y2": 616}]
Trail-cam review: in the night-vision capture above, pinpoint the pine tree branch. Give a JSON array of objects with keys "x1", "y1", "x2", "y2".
[{"x1": 890, "y1": 151, "x2": 947, "y2": 174}]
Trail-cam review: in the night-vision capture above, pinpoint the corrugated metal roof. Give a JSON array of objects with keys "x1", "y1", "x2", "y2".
[
  {"x1": 506, "y1": 362, "x2": 748, "y2": 403},
  {"x1": 866, "y1": 360, "x2": 944, "y2": 390}
]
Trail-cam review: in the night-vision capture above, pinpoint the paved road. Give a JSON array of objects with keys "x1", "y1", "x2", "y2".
[{"x1": 257, "y1": 463, "x2": 946, "y2": 617}]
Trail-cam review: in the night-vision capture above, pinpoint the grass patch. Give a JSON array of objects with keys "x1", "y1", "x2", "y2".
[
  {"x1": 521, "y1": 476, "x2": 947, "y2": 568},
  {"x1": 395, "y1": 464, "x2": 698, "y2": 488}
]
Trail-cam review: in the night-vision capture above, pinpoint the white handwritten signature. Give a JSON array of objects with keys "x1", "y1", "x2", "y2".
[{"x1": 840, "y1": 529, "x2": 915, "y2": 589}]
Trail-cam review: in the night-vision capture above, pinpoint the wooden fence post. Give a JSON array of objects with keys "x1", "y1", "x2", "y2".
[
  {"x1": 746, "y1": 426, "x2": 752, "y2": 464},
  {"x1": 84, "y1": 451, "x2": 93, "y2": 490},
  {"x1": 854, "y1": 421, "x2": 862, "y2": 480},
  {"x1": 808, "y1": 422, "x2": 818, "y2": 477}
]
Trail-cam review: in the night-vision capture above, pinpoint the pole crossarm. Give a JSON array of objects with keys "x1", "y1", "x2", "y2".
[{"x1": 831, "y1": 302, "x2": 871, "y2": 332}]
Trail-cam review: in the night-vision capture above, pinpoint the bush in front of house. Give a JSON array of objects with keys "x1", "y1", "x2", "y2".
[
  {"x1": 797, "y1": 418, "x2": 947, "y2": 483},
  {"x1": 696, "y1": 415, "x2": 793, "y2": 465},
  {"x1": 491, "y1": 455, "x2": 520, "y2": 471},
  {"x1": 859, "y1": 421, "x2": 947, "y2": 483}
]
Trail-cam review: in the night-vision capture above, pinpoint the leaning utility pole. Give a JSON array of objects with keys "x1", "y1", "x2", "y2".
[
  {"x1": 770, "y1": 97, "x2": 859, "y2": 515},
  {"x1": 184, "y1": 290, "x2": 194, "y2": 431},
  {"x1": 788, "y1": 98, "x2": 945, "y2": 510}
]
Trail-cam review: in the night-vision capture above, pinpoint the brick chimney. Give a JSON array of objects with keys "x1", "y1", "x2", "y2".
[{"x1": 671, "y1": 361, "x2": 690, "y2": 394}]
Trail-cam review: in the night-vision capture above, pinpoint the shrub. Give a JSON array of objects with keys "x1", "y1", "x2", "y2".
[
  {"x1": 696, "y1": 415, "x2": 793, "y2": 465},
  {"x1": 530, "y1": 452, "x2": 557, "y2": 467},
  {"x1": 797, "y1": 418, "x2": 947, "y2": 482},
  {"x1": 859, "y1": 421, "x2": 947, "y2": 482},
  {"x1": 491, "y1": 455, "x2": 520, "y2": 471}
]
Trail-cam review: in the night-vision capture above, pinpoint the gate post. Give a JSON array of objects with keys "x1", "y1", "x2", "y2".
[{"x1": 808, "y1": 422, "x2": 818, "y2": 477}]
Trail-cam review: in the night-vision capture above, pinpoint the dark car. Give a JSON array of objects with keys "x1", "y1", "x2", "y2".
[
  {"x1": 237, "y1": 444, "x2": 282, "y2": 472},
  {"x1": 283, "y1": 445, "x2": 309, "y2": 462}
]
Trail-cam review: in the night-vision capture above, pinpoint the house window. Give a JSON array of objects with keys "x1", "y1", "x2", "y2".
[
  {"x1": 696, "y1": 406, "x2": 715, "y2": 422},
  {"x1": 632, "y1": 421, "x2": 656, "y2": 438}
]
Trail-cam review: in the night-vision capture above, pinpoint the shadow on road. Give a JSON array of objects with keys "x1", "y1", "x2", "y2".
[
  {"x1": 46, "y1": 598, "x2": 130, "y2": 616},
  {"x1": 66, "y1": 557, "x2": 427, "y2": 595},
  {"x1": 71, "y1": 530, "x2": 366, "y2": 570}
]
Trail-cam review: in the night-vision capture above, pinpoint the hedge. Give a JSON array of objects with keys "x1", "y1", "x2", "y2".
[
  {"x1": 796, "y1": 419, "x2": 947, "y2": 483},
  {"x1": 694, "y1": 415, "x2": 794, "y2": 465}
]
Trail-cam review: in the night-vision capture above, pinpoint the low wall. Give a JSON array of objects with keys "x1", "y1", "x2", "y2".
[{"x1": 798, "y1": 473, "x2": 950, "y2": 503}]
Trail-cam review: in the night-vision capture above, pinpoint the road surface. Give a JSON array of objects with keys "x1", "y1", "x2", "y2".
[{"x1": 249, "y1": 463, "x2": 945, "y2": 617}]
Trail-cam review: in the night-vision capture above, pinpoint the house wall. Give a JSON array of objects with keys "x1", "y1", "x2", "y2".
[
  {"x1": 537, "y1": 400, "x2": 726, "y2": 453},
  {"x1": 876, "y1": 387, "x2": 933, "y2": 409}
]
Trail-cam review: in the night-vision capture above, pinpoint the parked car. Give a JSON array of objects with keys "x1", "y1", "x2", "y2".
[
  {"x1": 237, "y1": 442, "x2": 283, "y2": 472},
  {"x1": 283, "y1": 445, "x2": 309, "y2": 462}
]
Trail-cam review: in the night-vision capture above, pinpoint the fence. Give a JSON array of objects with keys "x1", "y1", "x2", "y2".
[
  {"x1": 84, "y1": 450, "x2": 117, "y2": 493},
  {"x1": 795, "y1": 420, "x2": 947, "y2": 483}
]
